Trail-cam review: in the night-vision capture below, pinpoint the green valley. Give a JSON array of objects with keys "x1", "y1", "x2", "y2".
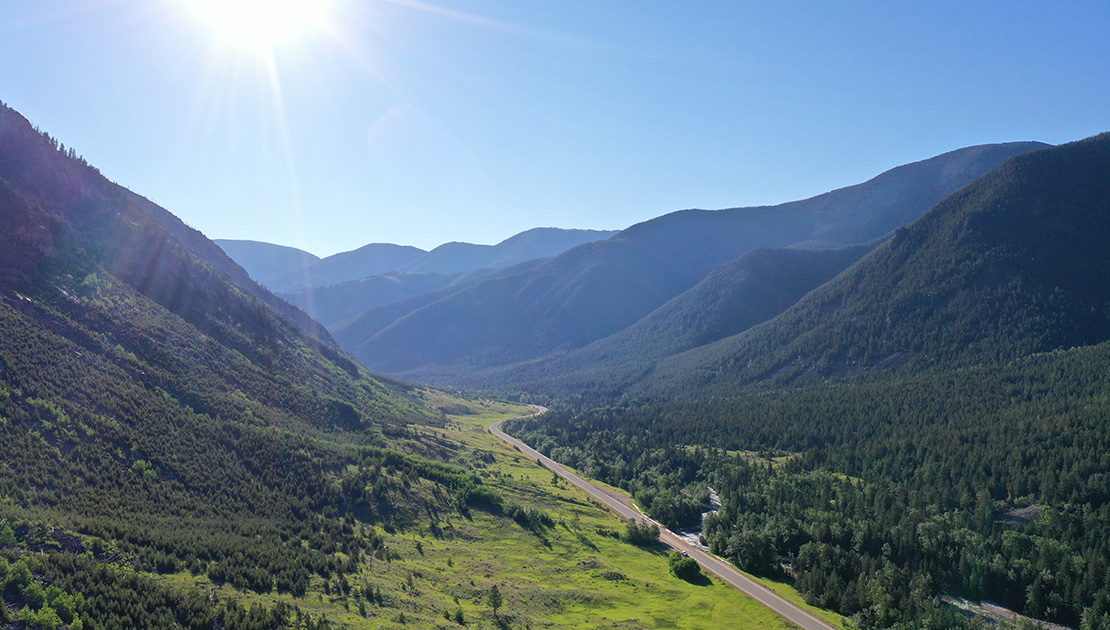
[
  {"x1": 5, "y1": 91, "x2": 1110, "y2": 630},
  {"x1": 172, "y1": 393, "x2": 829, "y2": 630},
  {"x1": 0, "y1": 100, "x2": 831, "y2": 629},
  {"x1": 2, "y1": 391, "x2": 828, "y2": 630}
]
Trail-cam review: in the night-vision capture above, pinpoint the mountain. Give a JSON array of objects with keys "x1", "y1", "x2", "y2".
[
  {"x1": 0, "y1": 102, "x2": 491, "y2": 626},
  {"x1": 265, "y1": 241, "x2": 427, "y2": 292},
  {"x1": 343, "y1": 141, "x2": 1047, "y2": 380},
  {"x1": 274, "y1": 230, "x2": 617, "y2": 328},
  {"x1": 331, "y1": 258, "x2": 551, "y2": 348},
  {"x1": 401, "y1": 227, "x2": 620, "y2": 274},
  {"x1": 213, "y1": 239, "x2": 320, "y2": 287},
  {"x1": 490, "y1": 243, "x2": 873, "y2": 395},
  {"x1": 281, "y1": 271, "x2": 459, "y2": 327},
  {"x1": 254, "y1": 227, "x2": 619, "y2": 294},
  {"x1": 640, "y1": 133, "x2": 1110, "y2": 398}
]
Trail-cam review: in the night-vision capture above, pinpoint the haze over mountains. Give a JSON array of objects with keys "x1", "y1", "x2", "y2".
[
  {"x1": 210, "y1": 239, "x2": 321, "y2": 288},
  {"x1": 311, "y1": 142, "x2": 1045, "y2": 383},
  {"x1": 217, "y1": 227, "x2": 618, "y2": 293}
]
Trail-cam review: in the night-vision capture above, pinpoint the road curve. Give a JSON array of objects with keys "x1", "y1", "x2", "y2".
[{"x1": 491, "y1": 406, "x2": 838, "y2": 630}]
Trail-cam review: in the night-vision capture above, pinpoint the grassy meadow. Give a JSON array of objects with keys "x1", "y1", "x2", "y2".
[{"x1": 157, "y1": 391, "x2": 833, "y2": 629}]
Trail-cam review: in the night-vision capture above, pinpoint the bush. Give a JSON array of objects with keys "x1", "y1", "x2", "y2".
[
  {"x1": 621, "y1": 520, "x2": 660, "y2": 546},
  {"x1": 668, "y1": 552, "x2": 701, "y2": 580},
  {"x1": 5, "y1": 559, "x2": 32, "y2": 593}
]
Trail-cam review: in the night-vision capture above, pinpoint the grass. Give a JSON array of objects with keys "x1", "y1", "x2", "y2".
[
  {"x1": 748, "y1": 576, "x2": 848, "y2": 629},
  {"x1": 158, "y1": 391, "x2": 840, "y2": 629}
]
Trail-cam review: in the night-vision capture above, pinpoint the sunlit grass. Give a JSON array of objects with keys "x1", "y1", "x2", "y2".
[{"x1": 157, "y1": 391, "x2": 830, "y2": 628}]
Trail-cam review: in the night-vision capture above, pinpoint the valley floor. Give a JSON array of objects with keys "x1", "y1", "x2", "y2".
[
  {"x1": 156, "y1": 393, "x2": 842, "y2": 629},
  {"x1": 490, "y1": 411, "x2": 841, "y2": 630}
]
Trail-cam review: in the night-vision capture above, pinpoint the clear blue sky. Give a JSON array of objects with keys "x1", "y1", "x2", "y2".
[{"x1": 2, "y1": 1, "x2": 1108, "y2": 256}]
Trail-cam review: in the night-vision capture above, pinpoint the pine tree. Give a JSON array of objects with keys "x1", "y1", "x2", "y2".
[{"x1": 488, "y1": 584, "x2": 502, "y2": 616}]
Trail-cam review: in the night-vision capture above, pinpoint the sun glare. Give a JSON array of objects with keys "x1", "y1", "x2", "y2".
[{"x1": 186, "y1": 0, "x2": 332, "y2": 51}]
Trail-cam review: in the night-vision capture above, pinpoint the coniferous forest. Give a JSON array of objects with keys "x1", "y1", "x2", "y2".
[{"x1": 510, "y1": 343, "x2": 1110, "y2": 628}]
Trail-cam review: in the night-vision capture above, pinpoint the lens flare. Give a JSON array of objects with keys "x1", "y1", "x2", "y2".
[{"x1": 186, "y1": 0, "x2": 332, "y2": 50}]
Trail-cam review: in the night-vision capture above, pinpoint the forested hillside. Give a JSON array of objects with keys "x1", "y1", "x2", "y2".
[
  {"x1": 0, "y1": 102, "x2": 493, "y2": 628},
  {"x1": 639, "y1": 134, "x2": 1110, "y2": 398},
  {"x1": 3, "y1": 101, "x2": 820, "y2": 630},
  {"x1": 485, "y1": 244, "x2": 873, "y2": 397},
  {"x1": 510, "y1": 341, "x2": 1110, "y2": 629}
]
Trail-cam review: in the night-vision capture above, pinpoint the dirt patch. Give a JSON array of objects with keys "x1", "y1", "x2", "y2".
[{"x1": 995, "y1": 505, "x2": 1044, "y2": 527}]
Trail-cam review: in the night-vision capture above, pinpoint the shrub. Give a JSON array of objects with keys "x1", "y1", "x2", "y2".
[
  {"x1": 668, "y1": 552, "x2": 701, "y2": 580},
  {"x1": 621, "y1": 520, "x2": 660, "y2": 546}
]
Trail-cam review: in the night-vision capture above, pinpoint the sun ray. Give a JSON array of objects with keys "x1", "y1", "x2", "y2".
[
  {"x1": 259, "y1": 45, "x2": 309, "y2": 260},
  {"x1": 183, "y1": 0, "x2": 333, "y2": 52}
]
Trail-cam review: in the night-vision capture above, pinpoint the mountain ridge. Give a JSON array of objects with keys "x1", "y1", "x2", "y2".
[
  {"x1": 636, "y1": 133, "x2": 1110, "y2": 398},
  {"x1": 343, "y1": 141, "x2": 1048, "y2": 381},
  {"x1": 484, "y1": 243, "x2": 874, "y2": 395},
  {"x1": 244, "y1": 227, "x2": 619, "y2": 293},
  {"x1": 213, "y1": 239, "x2": 320, "y2": 286}
]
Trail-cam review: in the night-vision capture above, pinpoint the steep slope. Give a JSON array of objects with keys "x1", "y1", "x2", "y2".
[
  {"x1": 490, "y1": 244, "x2": 872, "y2": 395},
  {"x1": 348, "y1": 142, "x2": 1046, "y2": 379},
  {"x1": 0, "y1": 103, "x2": 496, "y2": 626},
  {"x1": 643, "y1": 133, "x2": 1110, "y2": 397},
  {"x1": 265, "y1": 241, "x2": 427, "y2": 292},
  {"x1": 281, "y1": 271, "x2": 459, "y2": 326},
  {"x1": 213, "y1": 238, "x2": 320, "y2": 287}
]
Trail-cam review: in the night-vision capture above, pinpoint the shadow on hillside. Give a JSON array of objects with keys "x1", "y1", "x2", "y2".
[{"x1": 679, "y1": 571, "x2": 714, "y2": 587}]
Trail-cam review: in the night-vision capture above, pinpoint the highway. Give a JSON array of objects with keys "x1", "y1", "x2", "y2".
[{"x1": 490, "y1": 406, "x2": 838, "y2": 630}]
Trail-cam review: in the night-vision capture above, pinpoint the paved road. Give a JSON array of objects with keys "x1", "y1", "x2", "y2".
[{"x1": 490, "y1": 406, "x2": 837, "y2": 630}]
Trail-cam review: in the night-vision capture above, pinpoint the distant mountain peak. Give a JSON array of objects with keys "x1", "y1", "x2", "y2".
[{"x1": 224, "y1": 228, "x2": 618, "y2": 293}]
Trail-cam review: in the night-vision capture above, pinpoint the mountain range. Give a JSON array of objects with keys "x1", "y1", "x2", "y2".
[
  {"x1": 216, "y1": 227, "x2": 618, "y2": 293},
  {"x1": 4, "y1": 99, "x2": 820, "y2": 630},
  {"x1": 490, "y1": 243, "x2": 874, "y2": 395},
  {"x1": 331, "y1": 141, "x2": 1046, "y2": 382}
]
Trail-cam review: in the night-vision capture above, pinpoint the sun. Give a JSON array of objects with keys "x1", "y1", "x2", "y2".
[{"x1": 185, "y1": 0, "x2": 332, "y2": 51}]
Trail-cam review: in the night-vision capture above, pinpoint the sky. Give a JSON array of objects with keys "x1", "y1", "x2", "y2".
[{"x1": 2, "y1": 1, "x2": 1109, "y2": 257}]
